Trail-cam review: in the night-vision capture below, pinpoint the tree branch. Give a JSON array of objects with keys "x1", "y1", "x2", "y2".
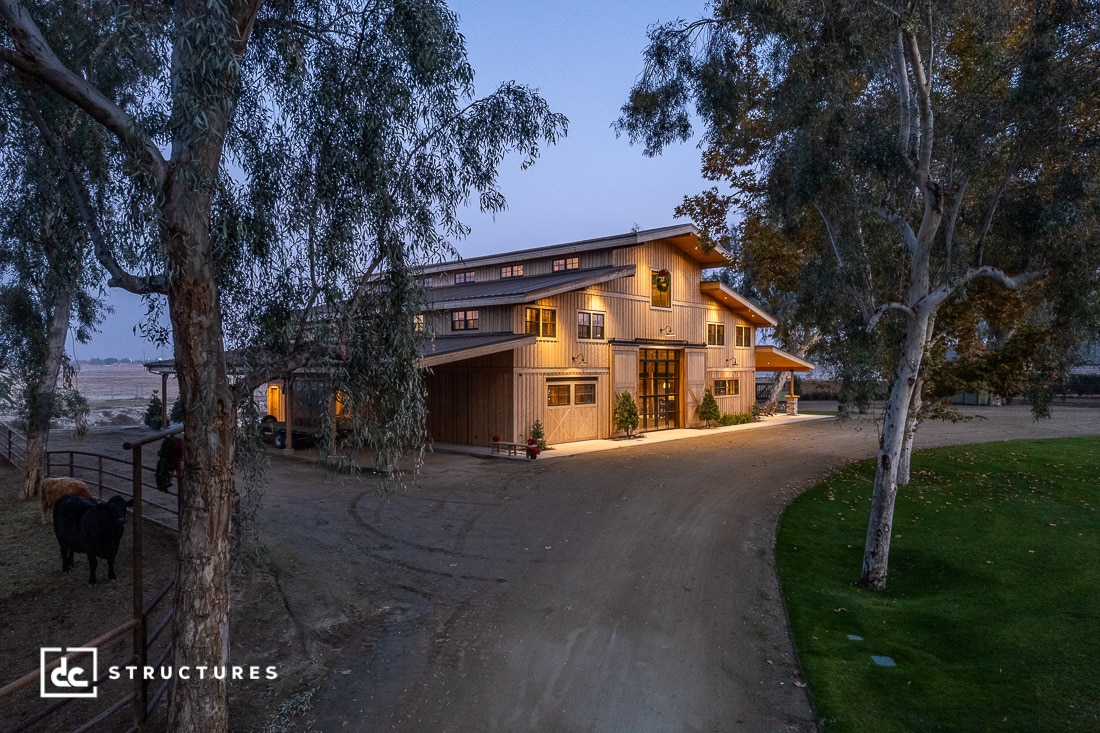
[
  {"x1": 0, "y1": 0, "x2": 167, "y2": 189},
  {"x1": 892, "y1": 30, "x2": 915, "y2": 174},
  {"x1": 870, "y1": 205, "x2": 918, "y2": 255},
  {"x1": 902, "y1": 29, "x2": 934, "y2": 178},
  {"x1": 19, "y1": 85, "x2": 169, "y2": 295},
  {"x1": 867, "y1": 301, "x2": 914, "y2": 332},
  {"x1": 926, "y1": 266, "x2": 1049, "y2": 309}
]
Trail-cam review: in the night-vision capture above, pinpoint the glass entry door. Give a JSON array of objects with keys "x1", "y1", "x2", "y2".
[{"x1": 638, "y1": 348, "x2": 680, "y2": 431}]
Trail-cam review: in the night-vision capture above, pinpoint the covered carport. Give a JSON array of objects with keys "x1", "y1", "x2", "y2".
[{"x1": 753, "y1": 345, "x2": 815, "y2": 414}]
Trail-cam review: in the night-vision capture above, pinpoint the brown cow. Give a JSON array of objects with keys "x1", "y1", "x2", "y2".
[{"x1": 40, "y1": 477, "x2": 93, "y2": 524}]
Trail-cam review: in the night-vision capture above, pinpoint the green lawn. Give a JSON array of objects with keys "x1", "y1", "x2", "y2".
[{"x1": 776, "y1": 437, "x2": 1100, "y2": 732}]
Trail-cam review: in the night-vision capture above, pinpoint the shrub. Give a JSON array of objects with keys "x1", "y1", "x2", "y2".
[
  {"x1": 699, "y1": 388, "x2": 720, "y2": 427},
  {"x1": 170, "y1": 397, "x2": 183, "y2": 424},
  {"x1": 718, "y1": 411, "x2": 753, "y2": 426},
  {"x1": 613, "y1": 391, "x2": 640, "y2": 438},
  {"x1": 144, "y1": 392, "x2": 164, "y2": 430}
]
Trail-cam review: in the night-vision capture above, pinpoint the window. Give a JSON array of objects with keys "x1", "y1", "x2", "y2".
[
  {"x1": 417, "y1": 276, "x2": 433, "y2": 288},
  {"x1": 525, "y1": 307, "x2": 557, "y2": 338},
  {"x1": 577, "y1": 311, "x2": 605, "y2": 340},
  {"x1": 454, "y1": 271, "x2": 476, "y2": 284},
  {"x1": 500, "y1": 264, "x2": 524, "y2": 278},
  {"x1": 714, "y1": 379, "x2": 740, "y2": 396},
  {"x1": 735, "y1": 325, "x2": 752, "y2": 347},
  {"x1": 707, "y1": 323, "x2": 725, "y2": 346},
  {"x1": 450, "y1": 310, "x2": 479, "y2": 331},
  {"x1": 413, "y1": 314, "x2": 424, "y2": 332},
  {"x1": 547, "y1": 384, "x2": 571, "y2": 406},
  {"x1": 575, "y1": 383, "x2": 596, "y2": 405},
  {"x1": 552, "y1": 257, "x2": 579, "y2": 272},
  {"x1": 651, "y1": 269, "x2": 671, "y2": 308}
]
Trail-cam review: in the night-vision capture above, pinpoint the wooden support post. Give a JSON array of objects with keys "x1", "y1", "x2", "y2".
[
  {"x1": 130, "y1": 443, "x2": 146, "y2": 729},
  {"x1": 285, "y1": 374, "x2": 295, "y2": 450},
  {"x1": 161, "y1": 373, "x2": 169, "y2": 428}
]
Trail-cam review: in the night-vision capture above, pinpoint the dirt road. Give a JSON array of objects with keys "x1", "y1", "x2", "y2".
[{"x1": 251, "y1": 404, "x2": 1097, "y2": 732}]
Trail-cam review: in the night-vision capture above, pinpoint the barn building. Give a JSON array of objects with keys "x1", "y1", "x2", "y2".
[{"x1": 411, "y1": 224, "x2": 811, "y2": 446}]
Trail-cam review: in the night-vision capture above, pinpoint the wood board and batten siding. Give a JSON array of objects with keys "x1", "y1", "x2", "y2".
[
  {"x1": 424, "y1": 351, "x2": 514, "y2": 446},
  {"x1": 416, "y1": 225, "x2": 796, "y2": 447}
]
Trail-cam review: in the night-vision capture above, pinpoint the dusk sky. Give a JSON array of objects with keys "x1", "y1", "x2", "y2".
[{"x1": 83, "y1": 1, "x2": 713, "y2": 360}]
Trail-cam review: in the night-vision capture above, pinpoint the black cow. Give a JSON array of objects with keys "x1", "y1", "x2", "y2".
[{"x1": 53, "y1": 494, "x2": 134, "y2": 585}]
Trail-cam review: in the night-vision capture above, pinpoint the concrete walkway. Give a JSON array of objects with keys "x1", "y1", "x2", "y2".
[{"x1": 434, "y1": 413, "x2": 832, "y2": 460}]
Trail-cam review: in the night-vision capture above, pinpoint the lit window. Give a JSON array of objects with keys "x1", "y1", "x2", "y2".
[
  {"x1": 651, "y1": 269, "x2": 671, "y2": 308},
  {"x1": 575, "y1": 383, "x2": 596, "y2": 405},
  {"x1": 552, "y1": 257, "x2": 579, "y2": 272},
  {"x1": 413, "y1": 314, "x2": 424, "y2": 332},
  {"x1": 714, "y1": 379, "x2": 740, "y2": 396},
  {"x1": 547, "y1": 384, "x2": 571, "y2": 406},
  {"x1": 707, "y1": 323, "x2": 725, "y2": 346},
  {"x1": 454, "y1": 271, "x2": 476, "y2": 284},
  {"x1": 450, "y1": 310, "x2": 479, "y2": 331},
  {"x1": 578, "y1": 311, "x2": 605, "y2": 340},
  {"x1": 735, "y1": 326, "x2": 752, "y2": 347},
  {"x1": 525, "y1": 307, "x2": 556, "y2": 338},
  {"x1": 500, "y1": 264, "x2": 524, "y2": 278}
]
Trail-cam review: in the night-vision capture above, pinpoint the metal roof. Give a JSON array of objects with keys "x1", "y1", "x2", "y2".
[
  {"x1": 425, "y1": 264, "x2": 636, "y2": 310},
  {"x1": 420, "y1": 332, "x2": 537, "y2": 368},
  {"x1": 420, "y1": 224, "x2": 729, "y2": 273}
]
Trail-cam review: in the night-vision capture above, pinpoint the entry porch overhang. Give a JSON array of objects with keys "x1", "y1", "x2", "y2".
[
  {"x1": 419, "y1": 332, "x2": 537, "y2": 368},
  {"x1": 753, "y1": 346, "x2": 815, "y2": 372}
]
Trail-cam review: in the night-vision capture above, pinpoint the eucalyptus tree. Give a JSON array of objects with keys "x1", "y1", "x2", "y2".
[
  {"x1": 619, "y1": 1, "x2": 1100, "y2": 590},
  {"x1": 0, "y1": 1, "x2": 134, "y2": 500},
  {"x1": 1, "y1": 1, "x2": 566, "y2": 729}
]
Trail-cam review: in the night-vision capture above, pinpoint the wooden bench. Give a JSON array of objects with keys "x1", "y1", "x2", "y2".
[{"x1": 491, "y1": 441, "x2": 527, "y2": 456}]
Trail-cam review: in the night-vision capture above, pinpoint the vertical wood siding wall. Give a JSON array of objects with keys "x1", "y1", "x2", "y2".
[{"x1": 425, "y1": 238, "x2": 767, "y2": 445}]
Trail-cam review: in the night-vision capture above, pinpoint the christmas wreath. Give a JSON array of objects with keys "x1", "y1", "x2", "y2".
[{"x1": 655, "y1": 269, "x2": 671, "y2": 293}]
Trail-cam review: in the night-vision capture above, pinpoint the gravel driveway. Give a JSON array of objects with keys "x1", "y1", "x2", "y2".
[{"x1": 246, "y1": 404, "x2": 1098, "y2": 732}]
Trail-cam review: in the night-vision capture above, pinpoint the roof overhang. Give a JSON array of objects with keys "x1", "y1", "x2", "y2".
[
  {"x1": 419, "y1": 224, "x2": 730, "y2": 273},
  {"x1": 419, "y1": 332, "x2": 537, "y2": 368},
  {"x1": 754, "y1": 345, "x2": 815, "y2": 372},
  {"x1": 427, "y1": 264, "x2": 635, "y2": 310},
  {"x1": 700, "y1": 281, "x2": 778, "y2": 327}
]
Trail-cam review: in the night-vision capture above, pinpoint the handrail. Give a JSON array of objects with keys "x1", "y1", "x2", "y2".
[
  {"x1": 122, "y1": 425, "x2": 184, "y2": 450},
  {"x1": 0, "y1": 619, "x2": 139, "y2": 698}
]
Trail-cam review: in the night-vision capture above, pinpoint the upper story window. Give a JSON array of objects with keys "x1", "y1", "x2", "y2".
[
  {"x1": 500, "y1": 264, "x2": 524, "y2": 278},
  {"x1": 735, "y1": 325, "x2": 752, "y2": 348},
  {"x1": 651, "y1": 269, "x2": 671, "y2": 308},
  {"x1": 413, "y1": 314, "x2": 424, "y2": 332},
  {"x1": 417, "y1": 276, "x2": 433, "y2": 288},
  {"x1": 525, "y1": 307, "x2": 557, "y2": 338},
  {"x1": 552, "y1": 257, "x2": 579, "y2": 272},
  {"x1": 707, "y1": 323, "x2": 725, "y2": 346},
  {"x1": 454, "y1": 271, "x2": 476, "y2": 284},
  {"x1": 450, "y1": 310, "x2": 479, "y2": 331},
  {"x1": 578, "y1": 311, "x2": 605, "y2": 340}
]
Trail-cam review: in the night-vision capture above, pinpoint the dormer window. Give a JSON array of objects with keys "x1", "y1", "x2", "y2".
[
  {"x1": 500, "y1": 264, "x2": 524, "y2": 278},
  {"x1": 552, "y1": 257, "x2": 579, "y2": 272},
  {"x1": 454, "y1": 271, "x2": 476, "y2": 284}
]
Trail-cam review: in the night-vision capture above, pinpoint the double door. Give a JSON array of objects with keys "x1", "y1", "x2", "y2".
[{"x1": 638, "y1": 349, "x2": 680, "y2": 431}]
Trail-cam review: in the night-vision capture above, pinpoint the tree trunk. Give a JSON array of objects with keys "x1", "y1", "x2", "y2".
[
  {"x1": 767, "y1": 372, "x2": 789, "y2": 404},
  {"x1": 860, "y1": 309, "x2": 931, "y2": 590},
  {"x1": 19, "y1": 288, "x2": 72, "y2": 499},
  {"x1": 165, "y1": 214, "x2": 236, "y2": 732},
  {"x1": 897, "y1": 375, "x2": 924, "y2": 487}
]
